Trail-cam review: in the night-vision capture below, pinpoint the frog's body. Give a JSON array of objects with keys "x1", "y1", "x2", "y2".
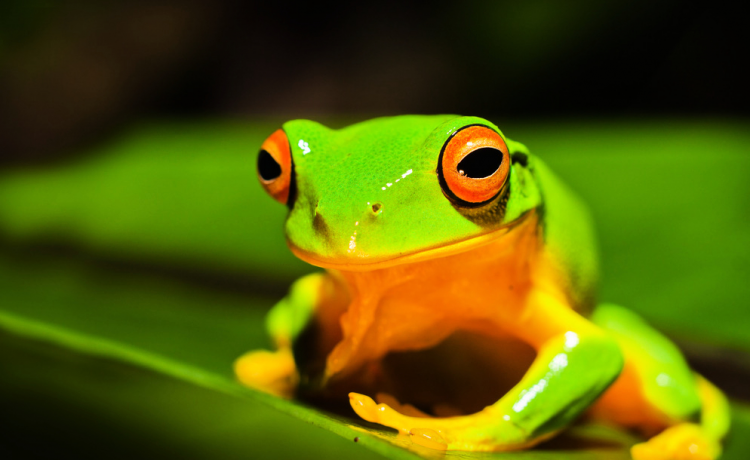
[{"x1": 236, "y1": 116, "x2": 730, "y2": 458}]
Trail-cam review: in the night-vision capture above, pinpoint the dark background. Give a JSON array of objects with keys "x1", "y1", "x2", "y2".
[{"x1": 1, "y1": 0, "x2": 748, "y2": 165}]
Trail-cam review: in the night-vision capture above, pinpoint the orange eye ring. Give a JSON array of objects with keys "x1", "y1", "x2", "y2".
[
  {"x1": 257, "y1": 129, "x2": 293, "y2": 205},
  {"x1": 438, "y1": 125, "x2": 510, "y2": 206}
]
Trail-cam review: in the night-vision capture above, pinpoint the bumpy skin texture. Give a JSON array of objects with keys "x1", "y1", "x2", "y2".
[{"x1": 236, "y1": 116, "x2": 730, "y2": 458}]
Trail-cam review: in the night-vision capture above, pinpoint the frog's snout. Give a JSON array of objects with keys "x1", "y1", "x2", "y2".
[
  {"x1": 294, "y1": 197, "x2": 390, "y2": 260},
  {"x1": 313, "y1": 199, "x2": 321, "y2": 217}
]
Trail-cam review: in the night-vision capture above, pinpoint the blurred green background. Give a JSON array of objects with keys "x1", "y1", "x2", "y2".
[{"x1": 1, "y1": 1, "x2": 749, "y2": 459}]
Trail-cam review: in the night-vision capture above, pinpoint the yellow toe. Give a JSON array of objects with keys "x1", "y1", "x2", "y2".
[
  {"x1": 631, "y1": 424, "x2": 720, "y2": 460},
  {"x1": 234, "y1": 348, "x2": 298, "y2": 398}
]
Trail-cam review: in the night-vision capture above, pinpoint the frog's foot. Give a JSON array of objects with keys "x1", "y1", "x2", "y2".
[
  {"x1": 349, "y1": 393, "x2": 528, "y2": 451},
  {"x1": 631, "y1": 423, "x2": 721, "y2": 460},
  {"x1": 234, "y1": 348, "x2": 298, "y2": 398}
]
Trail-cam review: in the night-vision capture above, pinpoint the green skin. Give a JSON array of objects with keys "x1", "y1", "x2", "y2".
[{"x1": 258, "y1": 115, "x2": 729, "y2": 450}]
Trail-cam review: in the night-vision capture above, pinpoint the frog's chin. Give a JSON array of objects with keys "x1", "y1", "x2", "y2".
[{"x1": 287, "y1": 212, "x2": 533, "y2": 272}]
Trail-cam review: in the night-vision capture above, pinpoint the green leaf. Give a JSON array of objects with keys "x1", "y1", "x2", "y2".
[{"x1": 1, "y1": 328, "x2": 387, "y2": 460}]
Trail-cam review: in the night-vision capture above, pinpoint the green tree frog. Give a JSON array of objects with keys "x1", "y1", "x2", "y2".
[{"x1": 236, "y1": 115, "x2": 730, "y2": 459}]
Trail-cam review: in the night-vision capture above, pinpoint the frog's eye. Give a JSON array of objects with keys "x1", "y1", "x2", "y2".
[
  {"x1": 257, "y1": 129, "x2": 293, "y2": 205},
  {"x1": 439, "y1": 125, "x2": 510, "y2": 206}
]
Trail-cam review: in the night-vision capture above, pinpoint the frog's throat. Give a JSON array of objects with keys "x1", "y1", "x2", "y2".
[{"x1": 288, "y1": 211, "x2": 535, "y2": 272}]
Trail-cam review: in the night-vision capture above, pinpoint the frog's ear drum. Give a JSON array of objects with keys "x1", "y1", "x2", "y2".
[
  {"x1": 258, "y1": 129, "x2": 293, "y2": 205},
  {"x1": 439, "y1": 125, "x2": 510, "y2": 206}
]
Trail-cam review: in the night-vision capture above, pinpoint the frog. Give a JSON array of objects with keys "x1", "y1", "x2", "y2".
[{"x1": 235, "y1": 115, "x2": 730, "y2": 459}]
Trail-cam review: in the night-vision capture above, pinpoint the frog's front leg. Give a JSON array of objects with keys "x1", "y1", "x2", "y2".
[
  {"x1": 350, "y1": 294, "x2": 624, "y2": 451},
  {"x1": 235, "y1": 272, "x2": 346, "y2": 398}
]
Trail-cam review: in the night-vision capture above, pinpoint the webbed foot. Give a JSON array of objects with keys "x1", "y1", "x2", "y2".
[{"x1": 631, "y1": 423, "x2": 721, "y2": 460}]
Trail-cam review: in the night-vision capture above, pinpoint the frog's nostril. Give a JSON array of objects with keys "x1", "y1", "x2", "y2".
[
  {"x1": 371, "y1": 202, "x2": 383, "y2": 214},
  {"x1": 313, "y1": 210, "x2": 327, "y2": 232},
  {"x1": 313, "y1": 199, "x2": 325, "y2": 217},
  {"x1": 312, "y1": 200, "x2": 328, "y2": 228}
]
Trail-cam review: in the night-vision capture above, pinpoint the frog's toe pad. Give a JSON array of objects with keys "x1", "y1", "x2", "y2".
[
  {"x1": 631, "y1": 423, "x2": 720, "y2": 460},
  {"x1": 234, "y1": 349, "x2": 298, "y2": 398},
  {"x1": 349, "y1": 393, "x2": 389, "y2": 425}
]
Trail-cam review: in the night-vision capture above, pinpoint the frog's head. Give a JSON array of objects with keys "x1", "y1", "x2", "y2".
[{"x1": 256, "y1": 115, "x2": 542, "y2": 270}]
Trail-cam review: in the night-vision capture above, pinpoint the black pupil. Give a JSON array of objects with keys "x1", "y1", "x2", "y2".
[
  {"x1": 258, "y1": 149, "x2": 282, "y2": 181},
  {"x1": 457, "y1": 147, "x2": 503, "y2": 178}
]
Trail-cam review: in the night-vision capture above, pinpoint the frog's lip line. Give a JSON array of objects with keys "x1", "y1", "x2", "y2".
[{"x1": 287, "y1": 211, "x2": 533, "y2": 272}]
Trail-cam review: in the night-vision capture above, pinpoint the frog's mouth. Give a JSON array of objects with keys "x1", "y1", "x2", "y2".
[
  {"x1": 288, "y1": 211, "x2": 533, "y2": 272},
  {"x1": 298, "y1": 330, "x2": 536, "y2": 418}
]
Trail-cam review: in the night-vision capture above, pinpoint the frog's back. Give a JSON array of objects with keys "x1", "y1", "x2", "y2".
[{"x1": 530, "y1": 156, "x2": 599, "y2": 315}]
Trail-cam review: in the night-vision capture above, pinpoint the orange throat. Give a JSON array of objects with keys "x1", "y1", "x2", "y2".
[{"x1": 319, "y1": 212, "x2": 546, "y2": 385}]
